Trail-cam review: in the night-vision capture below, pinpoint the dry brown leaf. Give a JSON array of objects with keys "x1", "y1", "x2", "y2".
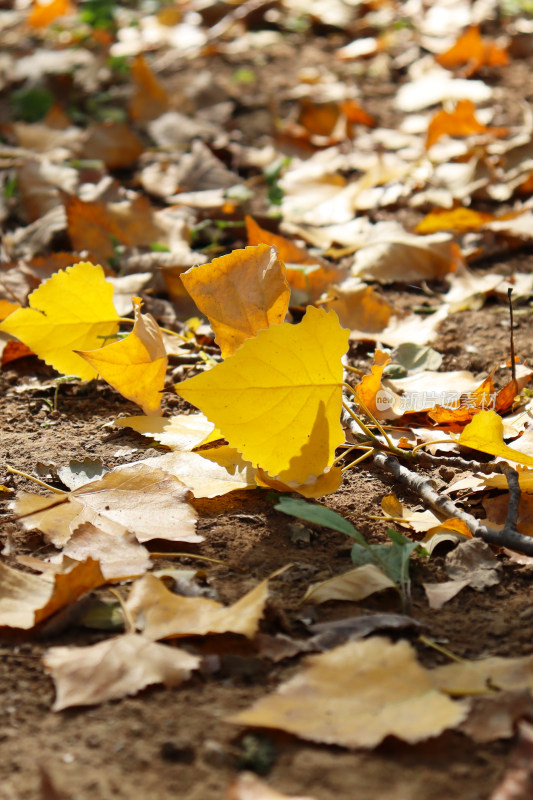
[
  {"x1": 488, "y1": 721, "x2": 533, "y2": 799},
  {"x1": 62, "y1": 523, "x2": 151, "y2": 581},
  {"x1": 44, "y1": 633, "x2": 200, "y2": 711},
  {"x1": 229, "y1": 637, "x2": 468, "y2": 748},
  {"x1": 0, "y1": 558, "x2": 105, "y2": 630},
  {"x1": 13, "y1": 463, "x2": 200, "y2": 547},
  {"x1": 84, "y1": 122, "x2": 144, "y2": 170},
  {"x1": 126, "y1": 572, "x2": 272, "y2": 640},
  {"x1": 351, "y1": 222, "x2": 461, "y2": 283},
  {"x1": 226, "y1": 772, "x2": 317, "y2": 800},
  {"x1": 180, "y1": 245, "x2": 290, "y2": 358},
  {"x1": 460, "y1": 690, "x2": 533, "y2": 743},
  {"x1": 302, "y1": 564, "x2": 395, "y2": 604}
]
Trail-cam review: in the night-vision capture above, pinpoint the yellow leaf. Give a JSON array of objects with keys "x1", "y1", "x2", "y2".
[
  {"x1": 431, "y1": 653, "x2": 533, "y2": 697},
  {"x1": 229, "y1": 638, "x2": 468, "y2": 748},
  {"x1": 458, "y1": 410, "x2": 533, "y2": 468},
  {"x1": 0, "y1": 262, "x2": 120, "y2": 380},
  {"x1": 175, "y1": 306, "x2": 349, "y2": 483},
  {"x1": 77, "y1": 299, "x2": 167, "y2": 415},
  {"x1": 255, "y1": 465, "x2": 343, "y2": 498},
  {"x1": 181, "y1": 244, "x2": 290, "y2": 358}
]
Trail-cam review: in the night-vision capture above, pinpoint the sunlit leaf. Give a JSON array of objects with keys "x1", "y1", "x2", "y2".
[
  {"x1": 175, "y1": 307, "x2": 349, "y2": 483},
  {"x1": 181, "y1": 245, "x2": 290, "y2": 358},
  {"x1": 458, "y1": 410, "x2": 533, "y2": 467},
  {"x1": 0, "y1": 262, "x2": 120, "y2": 380},
  {"x1": 77, "y1": 298, "x2": 167, "y2": 415}
]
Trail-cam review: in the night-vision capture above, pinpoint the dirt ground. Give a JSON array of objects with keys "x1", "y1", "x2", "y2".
[{"x1": 3, "y1": 5, "x2": 533, "y2": 800}]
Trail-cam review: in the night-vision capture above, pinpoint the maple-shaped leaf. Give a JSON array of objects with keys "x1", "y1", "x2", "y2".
[
  {"x1": 77, "y1": 298, "x2": 167, "y2": 415},
  {"x1": 458, "y1": 410, "x2": 533, "y2": 467},
  {"x1": 175, "y1": 306, "x2": 349, "y2": 483},
  {"x1": 0, "y1": 262, "x2": 120, "y2": 380},
  {"x1": 181, "y1": 244, "x2": 290, "y2": 358}
]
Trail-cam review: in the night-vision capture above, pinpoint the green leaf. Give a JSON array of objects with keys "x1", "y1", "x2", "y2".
[{"x1": 275, "y1": 496, "x2": 366, "y2": 545}]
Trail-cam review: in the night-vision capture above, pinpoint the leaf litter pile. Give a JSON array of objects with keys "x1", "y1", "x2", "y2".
[{"x1": 6, "y1": 2, "x2": 533, "y2": 799}]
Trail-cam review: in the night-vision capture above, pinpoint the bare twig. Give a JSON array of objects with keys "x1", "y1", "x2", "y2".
[{"x1": 372, "y1": 451, "x2": 533, "y2": 556}]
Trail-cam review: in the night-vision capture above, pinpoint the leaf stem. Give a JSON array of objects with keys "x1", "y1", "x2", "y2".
[
  {"x1": 411, "y1": 439, "x2": 455, "y2": 455},
  {"x1": 149, "y1": 552, "x2": 247, "y2": 572},
  {"x1": 6, "y1": 466, "x2": 66, "y2": 494}
]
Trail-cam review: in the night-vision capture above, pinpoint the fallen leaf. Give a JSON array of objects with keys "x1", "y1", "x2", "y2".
[
  {"x1": 62, "y1": 523, "x2": 151, "y2": 581},
  {"x1": 423, "y1": 579, "x2": 472, "y2": 610},
  {"x1": 436, "y1": 26, "x2": 508, "y2": 77},
  {"x1": 13, "y1": 463, "x2": 200, "y2": 547},
  {"x1": 488, "y1": 721, "x2": 533, "y2": 799},
  {"x1": 381, "y1": 493, "x2": 441, "y2": 532},
  {"x1": 255, "y1": 465, "x2": 343, "y2": 499},
  {"x1": 113, "y1": 413, "x2": 215, "y2": 450},
  {"x1": 426, "y1": 100, "x2": 507, "y2": 151},
  {"x1": 432, "y1": 653, "x2": 533, "y2": 696},
  {"x1": 0, "y1": 262, "x2": 120, "y2": 380},
  {"x1": 446, "y1": 538, "x2": 502, "y2": 588},
  {"x1": 84, "y1": 122, "x2": 144, "y2": 170},
  {"x1": 126, "y1": 572, "x2": 272, "y2": 640},
  {"x1": 356, "y1": 349, "x2": 392, "y2": 418},
  {"x1": 458, "y1": 410, "x2": 533, "y2": 467},
  {"x1": 175, "y1": 306, "x2": 349, "y2": 483},
  {"x1": 0, "y1": 558, "x2": 105, "y2": 630},
  {"x1": 415, "y1": 207, "x2": 496, "y2": 235},
  {"x1": 44, "y1": 633, "x2": 200, "y2": 710},
  {"x1": 351, "y1": 222, "x2": 461, "y2": 283},
  {"x1": 139, "y1": 447, "x2": 257, "y2": 498},
  {"x1": 460, "y1": 690, "x2": 533, "y2": 743},
  {"x1": 229, "y1": 637, "x2": 468, "y2": 748},
  {"x1": 180, "y1": 245, "x2": 290, "y2": 358},
  {"x1": 28, "y1": 0, "x2": 73, "y2": 27},
  {"x1": 226, "y1": 772, "x2": 317, "y2": 800},
  {"x1": 77, "y1": 298, "x2": 168, "y2": 415},
  {"x1": 128, "y1": 54, "x2": 169, "y2": 123},
  {"x1": 302, "y1": 564, "x2": 395, "y2": 604}
]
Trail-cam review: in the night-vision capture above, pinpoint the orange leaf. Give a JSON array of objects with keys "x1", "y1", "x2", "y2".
[
  {"x1": 246, "y1": 216, "x2": 346, "y2": 302},
  {"x1": 436, "y1": 26, "x2": 508, "y2": 76},
  {"x1": 28, "y1": 0, "x2": 74, "y2": 28},
  {"x1": 426, "y1": 100, "x2": 507, "y2": 151},
  {"x1": 415, "y1": 207, "x2": 495, "y2": 235},
  {"x1": 65, "y1": 194, "x2": 160, "y2": 265},
  {"x1": 128, "y1": 55, "x2": 169, "y2": 123},
  {"x1": 356, "y1": 349, "x2": 391, "y2": 417},
  {"x1": 180, "y1": 244, "x2": 290, "y2": 358},
  {"x1": 1, "y1": 341, "x2": 34, "y2": 366}
]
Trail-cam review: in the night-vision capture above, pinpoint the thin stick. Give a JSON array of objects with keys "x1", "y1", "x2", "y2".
[
  {"x1": 343, "y1": 383, "x2": 399, "y2": 454},
  {"x1": 341, "y1": 448, "x2": 376, "y2": 472},
  {"x1": 149, "y1": 552, "x2": 247, "y2": 572},
  {"x1": 508, "y1": 288, "x2": 516, "y2": 384},
  {"x1": 108, "y1": 588, "x2": 135, "y2": 634},
  {"x1": 418, "y1": 635, "x2": 466, "y2": 664},
  {"x1": 6, "y1": 466, "x2": 66, "y2": 494},
  {"x1": 372, "y1": 451, "x2": 533, "y2": 556}
]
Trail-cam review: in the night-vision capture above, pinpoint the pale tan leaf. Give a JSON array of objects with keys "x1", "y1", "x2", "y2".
[
  {"x1": 226, "y1": 772, "x2": 317, "y2": 800},
  {"x1": 126, "y1": 573, "x2": 271, "y2": 640},
  {"x1": 62, "y1": 523, "x2": 151, "y2": 581},
  {"x1": 113, "y1": 413, "x2": 214, "y2": 450},
  {"x1": 140, "y1": 448, "x2": 257, "y2": 498},
  {"x1": 13, "y1": 464, "x2": 200, "y2": 547},
  {"x1": 303, "y1": 565, "x2": 395, "y2": 604},
  {"x1": 44, "y1": 633, "x2": 200, "y2": 710},
  {"x1": 0, "y1": 558, "x2": 105, "y2": 630},
  {"x1": 432, "y1": 653, "x2": 533, "y2": 696},
  {"x1": 230, "y1": 638, "x2": 468, "y2": 748}
]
